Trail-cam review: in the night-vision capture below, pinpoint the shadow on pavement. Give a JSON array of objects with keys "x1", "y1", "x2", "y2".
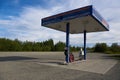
[
  {"x1": 103, "y1": 54, "x2": 120, "y2": 60},
  {"x1": 0, "y1": 56, "x2": 37, "y2": 62}
]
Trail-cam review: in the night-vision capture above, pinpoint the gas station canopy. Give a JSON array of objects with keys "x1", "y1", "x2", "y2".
[
  {"x1": 41, "y1": 5, "x2": 109, "y2": 34},
  {"x1": 41, "y1": 5, "x2": 109, "y2": 61}
]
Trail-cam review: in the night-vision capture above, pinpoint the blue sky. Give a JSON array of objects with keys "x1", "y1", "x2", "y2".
[{"x1": 0, "y1": 0, "x2": 120, "y2": 46}]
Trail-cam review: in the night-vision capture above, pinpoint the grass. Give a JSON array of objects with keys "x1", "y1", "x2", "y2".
[
  {"x1": 106, "y1": 54, "x2": 120, "y2": 60},
  {"x1": 105, "y1": 51, "x2": 120, "y2": 54}
]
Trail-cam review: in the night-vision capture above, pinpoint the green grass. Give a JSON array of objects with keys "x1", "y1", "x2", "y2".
[
  {"x1": 107, "y1": 54, "x2": 120, "y2": 60},
  {"x1": 105, "y1": 51, "x2": 120, "y2": 54}
]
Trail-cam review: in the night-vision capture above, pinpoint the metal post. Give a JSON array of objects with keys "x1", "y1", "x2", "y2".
[
  {"x1": 66, "y1": 23, "x2": 70, "y2": 63},
  {"x1": 84, "y1": 30, "x2": 86, "y2": 60}
]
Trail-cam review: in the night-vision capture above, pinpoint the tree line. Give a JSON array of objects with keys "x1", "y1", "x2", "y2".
[
  {"x1": 0, "y1": 38, "x2": 80, "y2": 51},
  {"x1": 0, "y1": 38, "x2": 120, "y2": 54},
  {"x1": 93, "y1": 43, "x2": 120, "y2": 54}
]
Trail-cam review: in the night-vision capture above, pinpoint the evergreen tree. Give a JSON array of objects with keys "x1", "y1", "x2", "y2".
[
  {"x1": 54, "y1": 41, "x2": 65, "y2": 51},
  {"x1": 111, "y1": 43, "x2": 120, "y2": 52},
  {"x1": 94, "y1": 43, "x2": 108, "y2": 52}
]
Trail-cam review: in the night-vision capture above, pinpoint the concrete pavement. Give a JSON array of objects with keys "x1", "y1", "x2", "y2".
[
  {"x1": 38, "y1": 59, "x2": 118, "y2": 74},
  {"x1": 0, "y1": 52, "x2": 119, "y2": 80}
]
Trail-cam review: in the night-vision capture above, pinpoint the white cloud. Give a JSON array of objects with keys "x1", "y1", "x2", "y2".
[
  {"x1": 0, "y1": 6, "x2": 67, "y2": 43},
  {"x1": 68, "y1": 0, "x2": 91, "y2": 9}
]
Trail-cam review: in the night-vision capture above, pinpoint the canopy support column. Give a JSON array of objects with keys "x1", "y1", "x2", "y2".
[
  {"x1": 66, "y1": 23, "x2": 70, "y2": 63},
  {"x1": 84, "y1": 30, "x2": 86, "y2": 60}
]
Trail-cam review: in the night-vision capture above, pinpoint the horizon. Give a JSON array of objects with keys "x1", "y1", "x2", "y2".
[{"x1": 0, "y1": 38, "x2": 119, "y2": 48}]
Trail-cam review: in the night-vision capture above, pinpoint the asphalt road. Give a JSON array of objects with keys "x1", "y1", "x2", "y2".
[{"x1": 0, "y1": 52, "x2": 119, "y2": 80}]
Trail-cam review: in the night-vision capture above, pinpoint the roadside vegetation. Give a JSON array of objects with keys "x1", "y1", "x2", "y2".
[
  {"x1": 0, "y1": 38, "x2": 120, "y2": 54},
  {"x1": 0, "y1": 38, "x2": 79, "y2": 51},
  {"x1": 93, "y1": 43, "x2": 120, "y2": 54}
]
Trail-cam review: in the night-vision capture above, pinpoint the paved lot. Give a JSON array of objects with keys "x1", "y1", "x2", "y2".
[{"x1": 0, "y1": 52, "x2": 120, "y2": 80}]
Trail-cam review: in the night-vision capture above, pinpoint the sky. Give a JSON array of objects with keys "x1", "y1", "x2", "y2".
[{"x1": 0, "y1": 0, "x2": 120, "y2": 47}]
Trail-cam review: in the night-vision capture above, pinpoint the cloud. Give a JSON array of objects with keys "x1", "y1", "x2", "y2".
[
  {"x1": 0, "y1": 0, "x2": 91, "y2": 41},
  {"x1": 68, "y1": 0, "x2": 91, "y2": 9},
  {"x1": 0, "y1": 6, "x2": 67, "y2": 42}
]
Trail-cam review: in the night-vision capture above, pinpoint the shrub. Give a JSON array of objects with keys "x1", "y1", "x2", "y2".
[{"x1": 94, "y1": 43, "x2": 108, "y2": 52}]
